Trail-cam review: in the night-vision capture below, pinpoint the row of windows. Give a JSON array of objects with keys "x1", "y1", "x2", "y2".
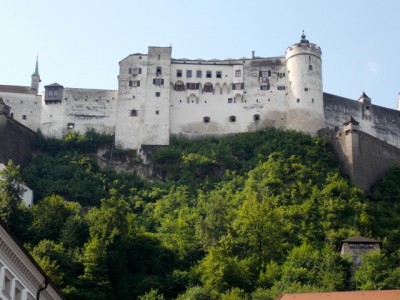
[
  {"x1": 174, "y1": 82, "x2": 244, "y2": 91},
  {"x1": 0, "y1": 264, "x2": 35, "y2": 300},
  {"x1": 176, "y1": 69, "x2": 242, "y2": 79},
  {"x1": 130, "y1": 80, "x2": 282, "y2": 92},
  {"x1": 47, "y1": 90, "x2": 59, "y2": 97},
  {"x1": 203, "y1": 114, "x2": 260, "y2": 123},
  {"x1": 259, "y1": 71, "x2": 285, "y2": 78}
]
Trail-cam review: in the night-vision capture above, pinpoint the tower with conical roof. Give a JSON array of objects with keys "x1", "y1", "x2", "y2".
[
  {"x1": 31, "y1": 56, "x2": 41, "y2": 92},
  {"x1": 285, "y1": 32, "x2": 324, "y2": 134}
]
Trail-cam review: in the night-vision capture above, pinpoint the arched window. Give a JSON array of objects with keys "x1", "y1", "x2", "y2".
[
  {"x1": 175, "y1": 81, "x2": 185, "y2": 91},
  {"x1": 204, "y1": 83, "x2": 213, "y2": 93}
]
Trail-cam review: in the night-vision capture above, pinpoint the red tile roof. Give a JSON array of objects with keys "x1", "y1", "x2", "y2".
[{"x1": 277, "y1": 290, "x2": 400, "y2": 300}]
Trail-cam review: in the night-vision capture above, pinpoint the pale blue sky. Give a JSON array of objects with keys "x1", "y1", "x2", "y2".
[{"x1": 1, "y1": 0, "x2": 399, "y2": 109}]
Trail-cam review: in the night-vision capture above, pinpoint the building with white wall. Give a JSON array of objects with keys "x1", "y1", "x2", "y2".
[
  {"x1": 1, "y1": 33, "x2": 400, "y2": 153},
  {"x1": 0, "y1": 220, "x2": 64, "y2": 299}
]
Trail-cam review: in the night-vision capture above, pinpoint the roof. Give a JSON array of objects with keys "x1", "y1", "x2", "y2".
[
  {"x1": 359, "y1": 92, "x2": 371, "y2": 100},
  {"x1": 342, "y1": 236, "x2": 380, "y2": 243},
  {"x1": 339, "y1": 236, "x2": 381, "y2": 252},
  {"x1": 44, "y1": 82, "x2": 64, "y2": 88},
  {"x1": 343, "y1": 116, "x2": 360, "y2": 126},
  {"x1": 0, "y1": 85, "x2": 37, "y2": 94},
  {"x1": 277, "y1": 290, "x2": 400, "y2": 300}
]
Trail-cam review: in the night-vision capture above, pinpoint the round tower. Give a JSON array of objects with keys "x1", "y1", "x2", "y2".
[{"x1": 285, "y1": 32, "x2": 324, "y2": 134}]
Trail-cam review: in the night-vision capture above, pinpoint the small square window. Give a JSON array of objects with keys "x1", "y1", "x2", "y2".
[
  {"x1": 203, "y1": 116, "x2": 210, "y2": 123},
  {"x1": 206, "y1": 71, "x2": 212, "y2": 78},
  {"x1": 156, "y1": 92, "x2": 161, "y2": 97},
  {"x1": 228, "y1": 98, "x2": 233, "y2": 103},
  {"x1": 186, "y1": 70, "x2": 192, "y2": 78},
  {"x1": 177, "y1": 70, "x2": 182, "y2": 77},
  {"x1": 155, "y1": 110, "x2": 159, "y2": 115},
  {"x1": 130, "y1": 110, "x2": 138, "y2": 117},
  {"x1": 309, "y1": 65, "x2": 313, "y2": 70},
  {"x1": 156, "y1": 66, "x2": 162, "y2": 75},
  {"x1": 235, "y1": 70, "x2": 241, "y2": 77},
  {"x1": 253, "y1": 114, "x2": 260, "y2": 122},
  {"x1": 229, "y1": 115, "x2": 236, "y2": 122},
  {"x1": 22, "y1": 115, "x2": 27, "y2": 120},
  {"x1": 216, "y1": 71, "x2": 222, "y2": 78},
  {"x1": 196, "y1": 70, "x2": 202, "y2": 78}
]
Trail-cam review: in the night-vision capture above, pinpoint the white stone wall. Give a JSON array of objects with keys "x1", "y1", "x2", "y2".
[
  {"x1": 0, "y1": 92, "x2": 41, "y2": 131},
  {"x1": 40, "y1": 88, "x2": 118, "y2": 138},
  {"x1": 286, "y1": 42, "x2": 324, "y2": 134}
]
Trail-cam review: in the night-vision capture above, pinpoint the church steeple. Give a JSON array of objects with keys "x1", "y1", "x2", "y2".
[{"x1": 31, "y1": 56, "x2": 41, "y2": 92}]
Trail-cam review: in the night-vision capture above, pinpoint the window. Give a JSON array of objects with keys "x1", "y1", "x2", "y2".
[
  {"x1": 216, "y1": 71, "x2": 222, "y2": 78},
  {"x1": 203, "y1": 116, "x2": 210, "y2": 123},
  {"x1": 3, "y1": 272, "x2": 12, "y2": 298},
  {"x1": 156, "y1": 66, "x2": 162, "y2": 76},
  {"x1": 22, "y1": 115, "x2": 27, "y2": 120},
  {"x1": 228, "y1": 98, "x2": 233, "y2": 103},
  {"x1": 235, "y1": 69, "x2": 241, "y2": 77},
  {"x1": 175, "y1": 82, "x2": 185, "y2": 91},
  {"x1": 155, "y1": 92, "x2": 161, "y2": 97},
  {"x1": 176, "y1": 69, "x2": 182, "y2": 77},
  {"x1": 309, "y1": 65, "x2": 313, "y2": 71},
  {"x1": 259, "y1": 71, "x2": 269, "y2": 78},
  {"x1": 186, "y1": 82, "x2": 199, "y2": 90},
  {"x1": 129, "y1": 67, "x2": 141, "y2": 75},
  {"x1": 259, "y1": 77, "x2": 269, "y2": 84},
  {"x1": 130, "y1": 109, "x2": 138, "y2": 116},
  {"x1": 67, "y1": 122, "x2": 75, "y2": 129},
  {"x1": 232, "y1": 83, "x2": 244, "y2": 90},
  {"x1": 277, "y1": 86, "x2": 286, "y2": 90},
  {"x1": 304, "y1": 87, "x2": 309, "y2": 91},
  {"x1": 229, "y1": 115, "x2": 236, "y2": 122},
  {"x1": 253, "y1": 114, "x2": 260, "y2": 122},
  {"x1": 268, "y1": 70, "x2": 272, "y2": 77},
  {"x1": 204, "y1": 83, "x2": 213, "y2": 93},
  {"x1": 297, "y1": 99, "x2": 300, "y2": 103},
  {"x1": 48, "y1": 90, "x2": 53, "y2": 97},
  {"x1": 206, "y1": 71, "x2": 212, "y2": 78},
  {"x1": 260, "y1": 85, "x2": 270, "y2": 91},
  {"x1": 186, "y1": 70, "x2": 192, "y2": 78},
  {"x1": 155, "y1": 110, "x2": 159, "y2": 115},
  {"x1": 129, "y1": 80, "x2": 140, "y2": 87},
  {"x1": 153, "y1": 78, "x2": 164, "y2": 86},
  {"x1": 277, "y1": 72, "x2": 285, "y2": 78},
  {"x1": 53, "y1": 90, "x2": 58, "y2": 96},
  {"x1": 196, "y1": 70, "x2": 202, "y2": 78}
]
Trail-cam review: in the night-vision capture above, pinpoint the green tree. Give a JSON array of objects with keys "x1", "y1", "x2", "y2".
[{"x1": 0, "y1": 160, "x2": 31, "y2": 239}]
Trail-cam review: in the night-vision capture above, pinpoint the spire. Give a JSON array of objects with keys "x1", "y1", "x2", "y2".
[
  {"x1": 300, "y1": 30, "x2": 309, "y2": 44},
  {"x1": 32, "y1": 56, "x2": 39, "y2": 76}
]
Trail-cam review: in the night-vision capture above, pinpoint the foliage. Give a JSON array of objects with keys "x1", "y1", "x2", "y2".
[{"x1": 1, "y1": 128, "x2": 399, "y2": 299}]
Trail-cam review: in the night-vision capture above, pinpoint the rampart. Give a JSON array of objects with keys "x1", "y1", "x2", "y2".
[{"x1": 0, "y1": 115, "x2": 36, "y2": 167}]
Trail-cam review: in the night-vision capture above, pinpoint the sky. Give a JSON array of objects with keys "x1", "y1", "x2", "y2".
[{"x1": 1, "y1": 0, "x2": 400, "y2": 110}]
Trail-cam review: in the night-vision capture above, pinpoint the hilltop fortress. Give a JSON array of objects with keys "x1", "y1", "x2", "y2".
[{"x1": 1, "y1": 34, "x2": 400, "y2": 189}]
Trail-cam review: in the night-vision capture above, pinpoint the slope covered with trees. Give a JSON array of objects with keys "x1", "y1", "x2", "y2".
[{"x1": 0, "y1": 129, "x2": 399, "y2": 299}]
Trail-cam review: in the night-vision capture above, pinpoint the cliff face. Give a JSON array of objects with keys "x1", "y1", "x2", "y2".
[{"x1": 0, "y1": 115, "x2": 36, "y2": 167}]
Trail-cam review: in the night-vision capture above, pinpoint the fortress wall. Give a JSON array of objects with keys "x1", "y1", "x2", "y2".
[
  {"x1": 323, "y1": 93, "x2": 400, "y2": 148},
  {"x1": 0, "y1": 115, "x2": 36, "y2": 167},
  {"x1": 0, "y1": 92, "x2": 41, "y2": 131},
  {"x1": 331, "y1": 127, "x2": 400, "y2": 191},
  {"x1": 40, "y1": 88, "x2": 118, "y2": 138}
]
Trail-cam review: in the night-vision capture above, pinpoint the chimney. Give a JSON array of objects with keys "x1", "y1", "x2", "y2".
[{"x1": 252, "y1": 50, "x2": 255, "y2": 59}]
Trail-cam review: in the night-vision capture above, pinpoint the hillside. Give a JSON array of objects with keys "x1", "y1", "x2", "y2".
[{"x1": 0, "y1": 129, "x2": 399, "y2": 299}]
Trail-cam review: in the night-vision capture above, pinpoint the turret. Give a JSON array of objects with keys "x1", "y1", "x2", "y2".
[
  {"x1": 31, "y1": 56, "x2": 41, "y2": 92},
  {"x1": 285, "y1": 32, "x2": 324, "y2": 134}
]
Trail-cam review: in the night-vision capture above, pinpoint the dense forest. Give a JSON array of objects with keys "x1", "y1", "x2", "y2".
[{"x1": 1, "y1": 128, "x2": 400, "y2": 299}]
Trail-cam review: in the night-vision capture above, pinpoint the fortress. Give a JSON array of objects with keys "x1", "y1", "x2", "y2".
[{"x1": 1, "y1": 33, "x2": 400, "y2": 190}]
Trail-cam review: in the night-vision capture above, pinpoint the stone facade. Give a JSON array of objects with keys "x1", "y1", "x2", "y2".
[{"x1": 1, "y1": 34, "x2": 400, "y2": 189}]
